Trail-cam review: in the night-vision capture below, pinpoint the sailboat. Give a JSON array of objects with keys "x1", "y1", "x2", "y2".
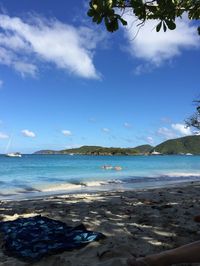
[
  {"x1": 5, "y1": 135, "x2": 22, "y2": 158},
  {"x1": 6, "y1": 152, "x2": 22, "y2": 157}
]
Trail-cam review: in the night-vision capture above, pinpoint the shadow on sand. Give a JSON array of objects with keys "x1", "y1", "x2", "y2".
[{"x1": 0, "y1": 183, "x2": 200, "y2": 265}]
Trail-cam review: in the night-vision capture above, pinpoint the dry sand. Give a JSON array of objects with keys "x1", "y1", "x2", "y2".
[{"x1": 1, "y1": 181, "x2": 200, "y2": 266}]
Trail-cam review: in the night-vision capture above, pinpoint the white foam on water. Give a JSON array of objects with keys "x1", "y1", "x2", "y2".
[
  {"x1": 38, "y1": 179, "x2": 125, "y2": 193},
  {"x1": 159, "y1": 172, "x2": 200, "y2": 178},
  {"x1": 40, "y1": 183, "x2": 83, "y2": 192}
]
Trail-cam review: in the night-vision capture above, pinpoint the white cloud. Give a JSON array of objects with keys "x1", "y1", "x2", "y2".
[
  {"x1": 102, "y1": 128, "x2": 110, "y2": 133},
  {"x1": 0, "y1": 132, "x2": 9, "y2": 139},
  {"x1": 146, "y1": 136, "x2": 154, "y2": 145},
  {"x1": 194, "y1": 131, "x2": 200, "y2": 135},
  {"x1": 157, "y1": 123, "x2": 193, "y2": 140},
  {"x1": 21, "y1": 129, "x2": 36, "y2": 138},
  {"x1": 157, "y1": 127, "x2": 177, "y2": 139},
  {"x1": 0, "y1": 79, "x2": 3, "y2": 88},
  {"x1": 0, "y1": 14, "x2": 103, "y2": 78},
  {"x1": 0, "y1": 43, "x2": 38, "y2": 77},
  {"x1": 62, "y1": 130, "x2": 72, "y2": 136},
  {"x1": 134, "y1": 63, "x2": 153, "y2": 75},
  {"x1": 171, "y1": 123, "x2": 192, "y2": 136},
  {"x1": 14, "y1": 61, "x2": 37, "y2": 77},
  {"x1": 124, "y1": 122, "x2": 132, "y2": 128},
  {"x1": 123, "y1": 13, "x2": 199, "y2": 69}
]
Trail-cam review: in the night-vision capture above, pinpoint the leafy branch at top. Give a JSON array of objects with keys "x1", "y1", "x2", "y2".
[
  {"x1": 87, "y1": 0, "x2": 200, "y2": 34},
  {"x1": 186, "y1": 100, "x2": 200, "y2": 130}
]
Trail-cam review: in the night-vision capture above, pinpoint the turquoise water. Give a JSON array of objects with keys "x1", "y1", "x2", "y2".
[{"x1": 1, "y1": 154, "x2": 200, "y2": 199}]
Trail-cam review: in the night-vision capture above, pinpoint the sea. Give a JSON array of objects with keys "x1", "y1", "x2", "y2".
[{"x1": 0, "y1": 154, "x2": 200, "y2": 200}]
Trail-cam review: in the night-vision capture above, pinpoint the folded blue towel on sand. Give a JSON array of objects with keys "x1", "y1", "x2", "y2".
[{"x1": 0, "y1": 215, "x2": 105, "y2": 262}]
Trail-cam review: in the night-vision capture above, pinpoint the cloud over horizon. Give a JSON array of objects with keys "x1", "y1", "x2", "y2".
[
  {"x1": 62, "y1": 130, "x2": 72, "y2": 136},
  {"x1": 157, "y1": 127, "x2": 177, "y2": 139},
  {"x1": 157, "y1": 123, "x2": 193, "y2": 140},
  {"x1": 146, "y1": 136, "x2": 154, "y2": 145},
  {"x1": 171, "y1": 123, "x2": 192, "y2": 136},
  {"x1": 21, "y1": 129, "x2": 36, "y2": 138},
  {"x1": 123, "y1": 14, "x2": 199, "y2": 73},
  {"x1": 102, "y1": 128, "x2": 110, "y2": 133},
  {"x1": 0, "y1": 14, "x2": 103, "y2": 78}
]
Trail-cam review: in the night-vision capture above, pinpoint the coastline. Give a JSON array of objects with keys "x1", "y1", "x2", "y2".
[
  {"x1": 1, "y1": 181, "x2": 200, "y2": 265},
  {"x1": 2, "y1": 173, "x2": 200, "y2": 202}
]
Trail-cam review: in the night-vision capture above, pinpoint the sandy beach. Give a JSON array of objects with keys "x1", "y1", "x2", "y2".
[{"x1": 1, "y1": 181, "x2": 200, "y2": 266}]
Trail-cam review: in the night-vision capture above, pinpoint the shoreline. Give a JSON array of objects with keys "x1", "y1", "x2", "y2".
[
  {"x1": 1, "y1": 181, "x2": 200, "y2": 265},
  {"x1": 1, "y1": 176, "x2": 200, "y2": 202}
]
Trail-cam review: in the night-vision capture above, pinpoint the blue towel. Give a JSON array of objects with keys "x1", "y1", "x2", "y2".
[{"x1": 0, "y1": 215, "x2": 105, "y2": 262}]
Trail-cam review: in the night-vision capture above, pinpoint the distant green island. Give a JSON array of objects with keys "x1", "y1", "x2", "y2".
[{"x1": 34, "y1": 135, "x2": 200, "y2": 155}]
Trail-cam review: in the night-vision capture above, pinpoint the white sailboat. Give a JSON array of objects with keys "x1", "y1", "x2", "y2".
[
  {"x1": 6, "y1": 152, "x2": 22, "y2": 157},
  {"x1": 151, "y1": 150, "x2": 162, "y2": 155},
  {"x1": 5, "y1": 135, "x2": 22, "y2": 158}
]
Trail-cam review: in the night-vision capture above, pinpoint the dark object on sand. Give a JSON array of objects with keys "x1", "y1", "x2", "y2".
[
  {"x1": 0, "y1": 215, "x2": 105, "y2": 262},
  {"x1": 194, "y1": 215, "x2": 200, "y2": 222}
]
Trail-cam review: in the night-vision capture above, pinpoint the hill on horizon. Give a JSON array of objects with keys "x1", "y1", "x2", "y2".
[
  {"x1": 154, "y1": 135, "x2": 200, "y2": 154},
  {"x1": 34, "y1": 135, "x2": 200, "y2": 155},
  {"x1": 34, "y1": 144, "x2": 153, "y2": 155}
]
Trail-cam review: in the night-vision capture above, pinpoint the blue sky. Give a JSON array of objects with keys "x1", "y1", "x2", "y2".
[{"x1": 0, "y1": 0, "x2": 199, "y2": 153}]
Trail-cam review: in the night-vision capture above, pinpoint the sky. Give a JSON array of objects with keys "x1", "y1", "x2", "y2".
[{"x1": 0, "y1": 0, "x2": 199, "y2": 153}]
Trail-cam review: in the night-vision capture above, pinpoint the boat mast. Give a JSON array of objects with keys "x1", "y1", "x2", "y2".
[{"x1": 5, "y1": 135, "x2": 13, "y2": 154}]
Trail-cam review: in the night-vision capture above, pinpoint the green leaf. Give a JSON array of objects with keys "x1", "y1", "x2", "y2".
[
  {"x1": 92, "y1": 14, "x2": 99, "y2": 22},
  {"x1": 89, "y1": 1, "x2": 94, "y2": 8},
  {"x1": 163, "y1": 21, "x2": 167, "y2": 32},
  {"x1": 109, "y1": 18, "x2": 119, "y2": 32},
  {"x1": 119, "y1": 17, "x2": 128, "y2": 26},
  {"x1": 165, "y1": 20, "x2": 176, "y2": 30},
  {"x1": 105, "y1": 17, "x2": 113, "y2": 32},
  {"x1": 96, "y1": 16, "x2": 103, "y2": 24},
  {"x1": 87, "y1": 9, "x2": 94, "y2": 17},
  {"x1": 156, "y1": 21, "x2": 162, "y2": 32}
]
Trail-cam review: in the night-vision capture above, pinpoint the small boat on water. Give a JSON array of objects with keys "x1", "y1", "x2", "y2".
[
  {"x1": 151, "y1": 150, "x2": 162, "y2": 155},
  {"x1": 6, "y1": 152, "x2": 22, "y2": 158},
  {"x1": 5, "y1": 136, "x2": 22, "y2": 157}
]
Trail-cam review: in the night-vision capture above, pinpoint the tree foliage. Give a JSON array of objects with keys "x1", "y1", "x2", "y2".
[
  {"x1": 87, "y1": 0, "x2": 200, "y2": 34},
  {"x1": 186, "y1": 100, "x2": 200, "y2": 130}
]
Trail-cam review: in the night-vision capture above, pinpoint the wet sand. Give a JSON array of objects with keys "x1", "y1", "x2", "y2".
[{"x1": 1, "y1": 181, "x2": 200, "y2": 266}]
